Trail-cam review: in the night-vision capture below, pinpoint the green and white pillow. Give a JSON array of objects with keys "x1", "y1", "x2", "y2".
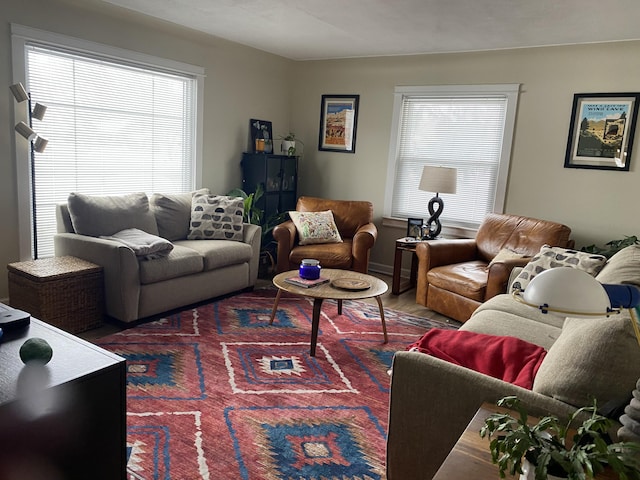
[
  {"x1": 289, "y1": 210, "x2": 343, "y2": 245},
  {"x1": 188, "y1": 193, "x2": 244, "y2": 241},
  {"x1": 511, "y1": 244, "x2": 606, "y2": 292}
]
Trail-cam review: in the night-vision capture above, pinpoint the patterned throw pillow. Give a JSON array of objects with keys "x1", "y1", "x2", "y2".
[
  {"x1": 289, "y1": 210, "x2": 343, "y2": 245},
  {"x1": 511, "y1": 244, "x2": 606, "y2": 292},
  {"x1": 187, "y1": 193, "x2": 244, "y2": 241}
]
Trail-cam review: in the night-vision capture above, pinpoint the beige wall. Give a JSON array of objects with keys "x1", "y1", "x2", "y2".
[
  {"x1": 0, "y1": 0, "x2": 292, "y2": 299},
  {"x1": 289, "y1": 43, "x2": 640, "y2": 273},
  {"x1": 2, "y1": 0, "x2": 639, "y2": 300}
]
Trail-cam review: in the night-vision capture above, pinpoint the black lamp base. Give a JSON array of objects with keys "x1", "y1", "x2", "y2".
[{"x1": 423, "y1": 194, "x2": 444, "y2": 239}]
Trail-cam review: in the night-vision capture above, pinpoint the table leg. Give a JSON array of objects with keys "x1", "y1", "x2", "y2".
[
  {"x1": 310, "y1": 298, "x2": 324, "y2": 357},
  {"x1": 392, "y1": 244, "x2": 403, "y2": 294},
  {"x1": 337, "y1": 299, "x2": 343, "y2": 315},
  {"x1": 374, "y1": 295, "x2": 388, "y2": 343},
  {"x1": 409, "y1": 251, "x2": 418, "y2": 290},
  {"x1": 269, "y1": 288, "x2": 283, "y2": 325}
]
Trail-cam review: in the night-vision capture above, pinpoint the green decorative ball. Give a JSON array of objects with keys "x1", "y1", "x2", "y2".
[{"x1": 19, "y1": 337, "x2": 53, "y2": 365}]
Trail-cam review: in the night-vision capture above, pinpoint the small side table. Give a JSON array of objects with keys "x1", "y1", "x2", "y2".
[
  {"x1": 7, "y1": 256, "x2": 104, "y2": 333},
  {"x1": 392, "y1": 238, "x2": 434, "y2": 295}
]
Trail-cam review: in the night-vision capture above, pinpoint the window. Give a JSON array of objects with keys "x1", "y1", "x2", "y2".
[
  {"x1": 384, "y1": 84, "x2": 519, "y2": 234},
  {"x1": 11, "y1": 25, "x2": 204, "y2": 259}
]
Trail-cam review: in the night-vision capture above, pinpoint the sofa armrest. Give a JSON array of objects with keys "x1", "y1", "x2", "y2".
[
  {"x1": 243, "y1": 223, "x2": 262, "y2": 285},
  {"x1": 352, "y1": 222, "x2": 377, "y2": 273},
  {"x1": 273, "y1": 220, "x2": 297, "y2": 273},
  {"x1": 54, "y1": 232, "x2": 141, "y2": 322},
  {"x1": 386, "y1": 351, "x2": 579, "y2": 480}
]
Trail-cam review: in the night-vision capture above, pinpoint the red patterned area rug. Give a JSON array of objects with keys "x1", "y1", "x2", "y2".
[{"x1": 97, "y1": 289, "x2": 457, "y2": 480}]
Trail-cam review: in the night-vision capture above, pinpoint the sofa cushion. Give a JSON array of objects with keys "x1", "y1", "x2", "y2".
[
  {"x1": 408, "y1": 329, "x2": 547, "y2": 389},
  {"x1": 175, "y1": 239, "x2": 253, "y2": 271},
  {"x1": 150, "y1": 189, "x2": 209, "y2": 241},
  {"x1": 532, "y1": 313, "x2": 640, "y2": 408},
  {"x1": 188, "y1": 193, "x2": 244, "y2": 241},
  {"x1": 511, "y1": 245, "x2": 606, "y2": 292},
  {"x1": 428, "y1": 261, "x2": 488, "y2": 301},
  {"x1": 138, "y1": 244, "x2": 204, "y2": 284},
  {"x1": 596, "y1": 244, "x2": 640, "y2": 286},
  {"x1": 289, "y1": 210, "x2": 343, "y2": 245},
  {"x1": 67, "y1": 192, "x2": 159, "y2": 237}
]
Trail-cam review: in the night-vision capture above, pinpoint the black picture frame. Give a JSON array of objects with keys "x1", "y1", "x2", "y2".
[
  {"x1": 406, "y1": 218, "x2": 423, "y2": 239},
  {"x1": 250, "y1": 119, "x2": 274, "y2": 154},
  {"x1": 564, "y1": 93, "x2": 640, "y2": 171},
  {"x1": 318, "y1": 94, "x2": 359, "y2": 153}
]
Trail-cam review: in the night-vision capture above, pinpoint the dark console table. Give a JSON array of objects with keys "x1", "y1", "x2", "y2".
[{"x1": 0, "y1": 318, "x2": 126, "y2": 479}]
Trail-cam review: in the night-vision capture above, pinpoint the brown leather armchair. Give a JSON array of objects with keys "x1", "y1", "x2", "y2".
[
  {"x1": 273, "y1": 196, "x2": 377, "y2": 274},
  {"x1": 415, "y1": 213, "x2": 573, "y2": 323}
]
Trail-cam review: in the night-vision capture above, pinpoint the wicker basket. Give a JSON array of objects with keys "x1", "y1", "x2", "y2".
[{"x1": 7, "y1": 256, "x2": 104, "y2": 333}]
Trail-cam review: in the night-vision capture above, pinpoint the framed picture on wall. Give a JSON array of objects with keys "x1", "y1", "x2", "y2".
[
  {"x1": 318, "y1": 94, "x2": 360, "y2": 153},
  {"x1": 406, "y1": 218, "x2": 423, "y2": 239},
  {"x1": 250, "y1": 119, "x2": 273, "y2": 154},
  {"x1": 564, "y1": 92, "x2": 640, "y2": 171}
]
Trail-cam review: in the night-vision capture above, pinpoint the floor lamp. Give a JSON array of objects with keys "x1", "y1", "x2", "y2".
[{"x1": 11, "y1": 82, "x2": 48, "y2": 258}]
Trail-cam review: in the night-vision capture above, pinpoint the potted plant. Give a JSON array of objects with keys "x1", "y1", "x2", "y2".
[
  {"x1": 227, "y1": 185, "x2": 287, "y2": 277},
  {"x1": 480, "y1": 396, "x2": 640, "y2": 480},
  {"x1": 279, "y1": 133, "x2": 304, "y2": 156},
  {"x1": 581, "y1": 236, "x2": 639, "y2": 258}
]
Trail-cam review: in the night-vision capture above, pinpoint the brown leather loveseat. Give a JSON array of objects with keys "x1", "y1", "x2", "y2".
[
  {"x1": 415, "y1": 213, "x2": 573, "y2": 322},
  {"x1": 273, "y1": 196, "x2": 377, "y2": 274}
]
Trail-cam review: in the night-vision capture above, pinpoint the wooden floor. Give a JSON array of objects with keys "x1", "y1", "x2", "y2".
[{"x1": 79, "y1": 271, "x2": 460, "y2": 341}]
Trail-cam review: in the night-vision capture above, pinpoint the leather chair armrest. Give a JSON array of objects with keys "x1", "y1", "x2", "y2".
[
  {"x1": 415, "y1": 239, "x2": 478, "y2": 306},
  {"x1": 415, "y1": 238, "x2": 478, "y2": 269},
  {"x1": 273, "y1": 220, "x2": 297, "y2": 273},
  {"x1": 485, "y1": 257, "x2": 532, "y2": 299},
  {"x1": 351, "y1": 222, "x2": 377, "y2": 273}
]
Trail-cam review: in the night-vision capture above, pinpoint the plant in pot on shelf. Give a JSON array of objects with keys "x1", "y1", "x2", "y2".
[
  {"x1": 480, "y1": 396, "x2": 640, "y2": 480},
  {"x1": 227, "y1": 185, "x2": 287, "y2": 278},
  {"x1": 279, "y1": 133, "x2": 304, "y2": 157}
]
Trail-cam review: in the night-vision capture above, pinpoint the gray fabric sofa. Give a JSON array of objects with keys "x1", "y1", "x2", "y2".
[
  {"x1": 386, "y1": 244, "x2": 640, "y2": 480},
  {"x1": 54, "y1": 191, "x2": 261, "y2": 323}
]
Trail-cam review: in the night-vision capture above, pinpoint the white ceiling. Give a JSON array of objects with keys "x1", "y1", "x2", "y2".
[{"x1": 99, "y1": 0, "x2": 640, "y2": 60}]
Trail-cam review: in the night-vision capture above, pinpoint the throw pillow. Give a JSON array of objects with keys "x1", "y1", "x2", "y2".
[
  {"x1": 187, "y1": 193, "x2": 244, "y2": 241},
  {"x1": 67, "y1": 192, "x2": 159, "y2": 237},
  {"x1": 408, "y1": 329, "x2": 547, "y2": 389},
  {"x1": 289, "y1": 210, "x2": 343, "y2": 245},
  {"x1": 511, "y1": 245, "x2": 606, "y2": 292},
  {"x1": 488, "y1": 248, "x2": 531, "y2": 267},
  {"x1": 533, "y1": 314, "x2": 640, "y2": 408},
  {"x1": 150, "y1": 189, "x2": 209, "y2": 241}
]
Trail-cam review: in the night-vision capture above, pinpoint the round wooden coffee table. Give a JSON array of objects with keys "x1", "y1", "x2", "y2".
[{"x1": 270, "y1": 269, "x2": 388, "y2": 356}]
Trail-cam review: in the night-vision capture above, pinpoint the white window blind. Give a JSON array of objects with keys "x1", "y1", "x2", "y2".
[
  {"x1": 386, "y1": 85, "x2": 519, "y2": 232},
  {"x1": 24, "y1": 43, "x2": 198, "y2": 258}
]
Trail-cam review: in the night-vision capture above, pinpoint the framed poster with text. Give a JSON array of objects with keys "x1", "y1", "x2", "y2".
[{"x1": 564, "y1": 93, "x2": 640, "y2": 171}]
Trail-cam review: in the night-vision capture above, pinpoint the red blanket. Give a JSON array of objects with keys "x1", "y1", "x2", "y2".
[{"x1": 407, "y1": 329, "x2": 547, "y2": 389}]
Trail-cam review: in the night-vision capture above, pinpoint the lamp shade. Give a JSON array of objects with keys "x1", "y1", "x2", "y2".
[
  {"x1": 10, "y1": 82, "x2": 29, "y2": 103},
  {"x1": 521, "y1": 267, "x2": 611, "y2": 316},
  {"x1": 419, "y1": 166, "x2": 457, "y2": 194}
]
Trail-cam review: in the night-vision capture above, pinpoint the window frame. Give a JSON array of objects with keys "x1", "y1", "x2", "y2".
[
  {"x1": 383, "y1": 84, "x2": 520, "y2": 238},
  {"x1": 11, "y1": 24, "x2": 205, "y2": 260}
]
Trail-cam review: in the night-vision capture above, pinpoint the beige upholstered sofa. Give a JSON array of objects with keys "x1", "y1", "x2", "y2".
[
  {"x1": 54, "y1": 191, "x2": 261, "y2": 323},
  {"x1": 386, "y1": 245, "x2": 640, "y2": 480}
]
